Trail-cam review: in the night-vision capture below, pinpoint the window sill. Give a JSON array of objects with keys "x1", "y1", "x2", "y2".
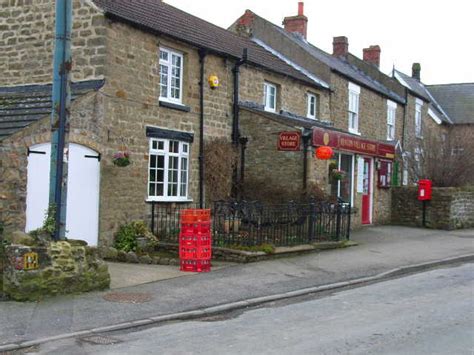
[
  {"x1": 146, "y1": 198, "x2": 193, "y2": 203},
  {"x1": 348, "y1": 129, "x2": 361, "y2": 136},
  {"x1": 159, "y1": 100, "x2": 191, "y2": 112},
  {"x1": 264, "y1": 107, "x2": 276, "y2": 113}
]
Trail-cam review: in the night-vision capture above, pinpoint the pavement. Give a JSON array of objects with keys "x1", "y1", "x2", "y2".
[{"x1": 0, "y1": 226, "x2": 473, "y2": 351}]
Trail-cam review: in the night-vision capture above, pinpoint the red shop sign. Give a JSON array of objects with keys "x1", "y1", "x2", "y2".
[
  {"x1": 278, "y1": 131, "x2": 301, "y2": 151},
  {"x1": 312, "y1": 127, "x2": 395, "y2": 159}
]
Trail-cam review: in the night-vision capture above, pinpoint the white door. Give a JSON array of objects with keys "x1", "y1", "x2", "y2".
[
  {"x1": 25, "y1": 143, "x2": 101, "y2": 246},
  {"x1": 25, "y1": 143, "x2": 51, "y2": 233}
]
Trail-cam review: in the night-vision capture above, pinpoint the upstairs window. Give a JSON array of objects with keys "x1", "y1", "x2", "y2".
[
  {"x1": 387, "y1": 100, "x2": 397, "y2": 140},
  {"x1": 348, "y1": 83, "x2": 360, "y2": 134},
  {"x1": 415, "y1": 99, "x2": 423, "y2": 138},
  {"x1": 307, "y1": 93, "x2": 318, "y2": 120},
  {"x1": 148, "y1": 139, "x2": 189, "y2": 201},
  {"x1": 159, "y1": 48, "x2": 183, "y2": 104},
  {"x1": 264, "y1": 82, "x2": 277, "y2": 112}
]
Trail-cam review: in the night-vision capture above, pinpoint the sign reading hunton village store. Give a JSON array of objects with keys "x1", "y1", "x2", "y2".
[
  {"x1": 278, "y1": 131, "x2": 301, "y2": 151},
  {"x1": 312, "y1": 127, "x2": 395, "y2": 159}
]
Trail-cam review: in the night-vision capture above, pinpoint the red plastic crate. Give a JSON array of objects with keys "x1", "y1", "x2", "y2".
[
  {"x1": 180, "y1": 222, "x2": 211, "y2": 234},
  {"x1": 179, "y1": 234, "x2": 211, "y2": 247},
  {"x1": 180, "y1": 259, "x2": 211, "y2": 272},
  {"x1": 179, "y1": 246, "x2": 212, "y2": 260},
  {"x1": 180, "y1": 209, "x2": 211, "y2": 223}
]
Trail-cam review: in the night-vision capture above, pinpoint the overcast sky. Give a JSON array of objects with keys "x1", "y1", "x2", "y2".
[{"x1": 164, "y1": 0, "x2": 473, "y2": 85}]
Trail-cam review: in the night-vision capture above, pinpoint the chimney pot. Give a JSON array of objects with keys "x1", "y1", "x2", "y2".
[
  {"x1": 333, "y1": 36, "x2": 348, "y2": 57},
  {"x1": 412, "y1": 63, "x2": 421, "y2": 81},
  {"x1": 298, "y1": 2, "x2": 304, "y2": 16},
  {"x1": 363, "y1": 45, "x2": 381, "y2": 67},
  {"x1": 282, "y1": 2, "x2": 308, "y2": 39}
]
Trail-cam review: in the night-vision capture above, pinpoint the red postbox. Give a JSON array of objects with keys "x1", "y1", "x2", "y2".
[{"x1": 418, "y1": 179, "x2": 432, "y2": 201}]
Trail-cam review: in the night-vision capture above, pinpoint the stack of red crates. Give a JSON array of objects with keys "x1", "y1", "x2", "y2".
[{"x1": 179, "y1": 209, "x2": 211, "y2": 272}]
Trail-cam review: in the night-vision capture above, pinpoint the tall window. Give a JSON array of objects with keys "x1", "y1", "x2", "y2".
[
  {"x1": 159, "y1": 48, "x2": 183, "y2": 104},
  {"x1": 348, "y1": 83, "x2": 360, "y2": 134},
  {"x1": 415, "y1": 99, "x2": 423, "y2": 138},
  {"x1": 307, "y1": 93, "x2": 318, "y2": 120},
  {"x1": 387, "y1": 100, "x2": 397, "y2": 140},
  {"x1": 264, "y1": 82, "x2": 277, "y2": 112},
  {"x1": 148, "y1": 139, "x2": 189, "y2": 201}
]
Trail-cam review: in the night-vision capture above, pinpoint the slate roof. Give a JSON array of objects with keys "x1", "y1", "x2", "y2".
[
  {"x1": 393, "y1": 70, "x2": 453, "y2": 124},
  {"x1": 426, "y1": 83, "x2": 474, "y2": 124},
  {"x1": 281, "y1": 30, "x2": 406, "y2": 104},
  {"x1": 92, "y1": 0, "x2": 328, "y2": 90},
  {"x1": 235, "y1": 11, "x2": 405, "y2": 104},
  {"x1": 0, "y1": 80, "x2": 104, "y2": 141},
  {"x1": 393, "y1": 70, "x2": 431, "y2": 102}
]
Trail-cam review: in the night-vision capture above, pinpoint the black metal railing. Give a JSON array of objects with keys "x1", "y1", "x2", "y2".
[{"x1": 148, "y1": 200, "x2": 351, "y2": 248}]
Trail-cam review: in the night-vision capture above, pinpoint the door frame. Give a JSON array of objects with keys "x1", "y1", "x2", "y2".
[{"x1": 361, "y1": 156, "x2": 374, "y2": 225}]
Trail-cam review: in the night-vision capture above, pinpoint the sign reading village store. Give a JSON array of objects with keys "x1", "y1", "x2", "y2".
[
  {"x1": 312, "y1": 127, "x2": 395, "y2": 159},
  {"x1": 278, "y1": 131, "x2": 301, "y2": 151}
]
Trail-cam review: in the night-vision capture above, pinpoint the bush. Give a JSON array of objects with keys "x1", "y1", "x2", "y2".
[{"x1": 114, "y1": 221, "x2": 157, "y2": 253}]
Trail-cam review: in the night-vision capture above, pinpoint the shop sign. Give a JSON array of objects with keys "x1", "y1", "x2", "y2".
[
  {"x1": 312, "y1": 127, "x2": 395, "y2": 159},
  {"x1": 277, "y1": 131, "x2": 301, "y2": 151}
]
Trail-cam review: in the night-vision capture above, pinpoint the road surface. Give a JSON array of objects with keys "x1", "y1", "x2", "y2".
[{"x1": 24, "y1": 263, "x2": 474, "y2": 354}]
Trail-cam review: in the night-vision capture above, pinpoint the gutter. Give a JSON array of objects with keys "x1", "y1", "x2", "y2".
[{"x1": 198, "y1": 48, "x2": 207, "y2": 208}]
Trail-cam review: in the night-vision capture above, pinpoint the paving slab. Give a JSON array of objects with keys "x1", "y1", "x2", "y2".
[{"x1": 107, "y1": 261, "x2": 234, "y2": 289}]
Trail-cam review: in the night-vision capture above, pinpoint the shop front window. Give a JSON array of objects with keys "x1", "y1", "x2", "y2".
[{"x1": 329, "y1": 153, "x2": 354, "y2": 205}]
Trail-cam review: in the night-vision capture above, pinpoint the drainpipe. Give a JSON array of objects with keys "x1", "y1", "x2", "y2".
[
  {"x1": 239, "y1": 136, "x2": 248, "y2": 185},
  {"x1": 198, "y1": 48, "x2": 207, "y2": 208},
  {"x1": 49, "y1": 0, "x2": 72, "y2": 240},
  {"x1": 232, "y1": 48, "x2": 248, "y2": 145},
  {"x1": 302, "y1": 130, "x2": 311, "y2": 193},
  {"x1": 400, "y1": 87, "x2": 408, "y2": 182},
  {"x1": 231, "y1": 48, "x2": 248, "y2": 198}
]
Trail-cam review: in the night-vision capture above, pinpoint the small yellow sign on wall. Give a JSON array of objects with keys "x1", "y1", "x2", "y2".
[{"x1": 24, "y1": 252, "x2": 39, "y2": 270}]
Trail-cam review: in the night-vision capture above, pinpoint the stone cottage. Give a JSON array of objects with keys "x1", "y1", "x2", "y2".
[
  {"x1": 0, "y1": 0, "x2": 331, "y2": 246},
  {"x1": 230, "y1": 3, "x2": 408, "y2": 227}
]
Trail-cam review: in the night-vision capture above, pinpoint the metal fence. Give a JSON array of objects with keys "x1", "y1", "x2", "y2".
[{"x1": 149, "y1": 200, "x2": 351, "y2": 247}]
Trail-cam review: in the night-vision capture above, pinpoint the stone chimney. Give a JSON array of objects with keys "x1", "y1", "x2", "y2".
[
  {"x1": 282, "y1": 2, "x2": 308, "y2": 39},
  {"x1": 332, "y1": 36, "x2": 348, "y2": 57},
  {"x1": 412, "y1": 63, "x2": 421, "y2": 81},
  {"x1": 363, "y1": 45, "x2": 381, "y2": 67}
]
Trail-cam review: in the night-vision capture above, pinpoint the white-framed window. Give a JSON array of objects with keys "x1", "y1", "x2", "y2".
[
  {"x1": 387, "y1": 100, "x2": 397, "y2": 140},
  {"x1": 159, "y1": 47, "x2": 183, "y2": 104},
  {"x1": 348, "y1": 83, "x2": 360, "y2": 134},
  {"x1": 148, "y1": 138, "x2": 189, "y2": 201},
  {"x1": 264, "y1": 82, "x2": 277, "y2": 112},
  {"x1": 415, "y1": 99, "x2": 423, "y2": 138},
  {"x1": 330, "y1": 153, "x2": 354, "y2": 205},
  {"x1": 307, "y1": 93, "x2": 318, "y2": 120}
]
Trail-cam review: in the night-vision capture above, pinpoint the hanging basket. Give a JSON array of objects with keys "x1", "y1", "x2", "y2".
[
  {"x1": 113, "y1": 151, "x2": 131, "y2": 167},
  {"x1": 331, "y1": 169, "x2": 346, "y2": 181}
]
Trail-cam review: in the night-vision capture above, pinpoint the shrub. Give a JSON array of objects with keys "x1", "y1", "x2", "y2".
[{"x1": 114, "y1": 220, "x2": 157, "y2": 253}]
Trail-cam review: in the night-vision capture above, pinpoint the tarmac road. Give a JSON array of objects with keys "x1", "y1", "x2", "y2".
[{"x1": 28, "y1": 263, "x2": 474, "y2": 354}]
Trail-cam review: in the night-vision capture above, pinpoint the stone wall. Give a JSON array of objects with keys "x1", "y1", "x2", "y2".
[
  {"x1": 330, "y1": 74, "x2": 404, "y2": 142},
  {"x1": 239, "y1": 66, "x2": 331, "y2": 121},
  {"x1": 3, "y1": 240, "x2": 110, "y2": 301},
  {"x1": 391, "y1": 186, "x2": 474, "y2": 229},
  {"x1": 0, "y1": 0, "x2": 106, "y2": 86},
  {"x1": 239, "y1": 108, "x2": 305, "y2": 191}
]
